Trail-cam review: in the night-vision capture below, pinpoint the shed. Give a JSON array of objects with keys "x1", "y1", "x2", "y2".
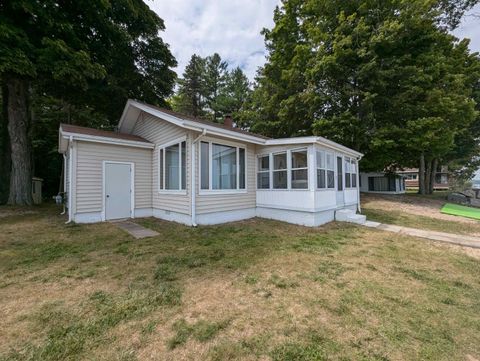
[
  {"x1": 360, "y1": 172, "x2": 405, "y2": 194},
  {"x1": 32, "y1": 177, "x2": 43, "y2": 204}
]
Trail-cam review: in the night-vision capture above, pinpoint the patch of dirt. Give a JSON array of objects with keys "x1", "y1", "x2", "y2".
[{"x1": 361, "y1": 193, "x2": 478, "y2": 224}]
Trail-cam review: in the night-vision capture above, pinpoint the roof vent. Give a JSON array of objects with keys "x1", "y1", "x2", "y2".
[{"x1": 224, "y1": 114, "x2": 233, "y2": 128}]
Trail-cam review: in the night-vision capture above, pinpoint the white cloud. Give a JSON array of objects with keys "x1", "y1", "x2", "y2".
[
  {"x1": 147, "y1": 0, "x2": 279, "y2": 80},
  {"x1": 148, "y1": 1, "x2": 480, "y2": 82}
]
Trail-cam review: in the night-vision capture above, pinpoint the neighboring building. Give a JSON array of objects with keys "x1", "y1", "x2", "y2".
[
  {"x1": 397, "y1": 167, "x2": 449, "y2": 190},
  {"x1": 359, "y1": 172, "x2": 406, "y2": 194},
  {"x1": 58, "y1": 99, "x2": 363, "y2": 227},
  {"x1": 471, "y1": 169, "x2": 480, "y2": 189}
]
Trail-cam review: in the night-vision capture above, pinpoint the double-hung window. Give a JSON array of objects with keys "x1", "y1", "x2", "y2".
[
  {"x1": 326, "y1": 153, "x2": 335, "y2": 188},
  {"x1": 345, "y1": 157, "x2": 351, "y2": 188},
  {"x1": 351, "y1": 159, "x2": 357, "y2": 187},
  {"x1": 257, "y1": 155, "x2": 270, "y2": 189},
  {"x1": 200, "y1": 141, "x2": 246, "y2": 191},
  {"x1": 159, "y1": 140, "x2": 186, "y2": 191},
  {"x1": 273, "y1": 152, "x2": 287, "y2": 189},
  {"x1": 317, "y1": 150, "x2": 335, "y2": 189},
  {"x1": 291, "y1": 149, "x2": 308, "y2": 189},
  {"x1": 316, "y1": 151, "x2": 326, "y2": 188}
]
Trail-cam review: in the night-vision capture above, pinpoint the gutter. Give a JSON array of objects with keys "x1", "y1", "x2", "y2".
[
  {"x1": 191, "y1": 128, "x2": 207, "y2": 226},
  {"x1": 356, "y1": 155, "x2": 363, "y2": 213}
]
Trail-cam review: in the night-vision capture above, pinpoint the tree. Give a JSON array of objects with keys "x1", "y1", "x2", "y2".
[
  {"x1": 175, "y1": 54, "x2": 206, "y2": 117},
  {"x1": 174, "y1": 54, "x2": 252, "y2": 124},
  {"x1": 204, "y1": 53, "x2": 228, "y2": 122},
  {"x1": 0, "y1": 0, "x2": 176, "y2": 204},
  {"x1": 246, "y1": 0, "x2": 480, "y2": 194}
]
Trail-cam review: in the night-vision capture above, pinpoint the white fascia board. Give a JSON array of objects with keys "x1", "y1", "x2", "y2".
[
  {"x1": 126, "y1": 100, "x2": 267, "y2": 145},
  {"x1": 60, "y1": 131, "x2": 154, "y2": 149},
  {"x1": 265, "y1": 136, "x2": 363, "y2": 159}
]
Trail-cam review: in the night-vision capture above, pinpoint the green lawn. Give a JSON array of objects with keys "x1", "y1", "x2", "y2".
[
  {"x1": 362, "y1": 207, "x2": 480, "y2": 235},
  {"x1": 1, "y1": 204, "x2": 480, "y2": 361}
]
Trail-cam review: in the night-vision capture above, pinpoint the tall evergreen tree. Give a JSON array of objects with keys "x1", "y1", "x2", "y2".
[
  {"x1": 175, "y1": 54, "x2": 206, "y2": 117},
  {"x1": 204, "y1": 53, "x2": 228, "y2": 122}
]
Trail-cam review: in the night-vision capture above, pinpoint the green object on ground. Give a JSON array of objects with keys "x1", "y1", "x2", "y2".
[{"x1": 441, "y1": 203, "x2": 480, "y2": 220}]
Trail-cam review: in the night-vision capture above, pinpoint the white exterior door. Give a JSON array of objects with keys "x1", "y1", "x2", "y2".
[{"x1": 105, "y1": 163, "x2": 132, "y2": 220}]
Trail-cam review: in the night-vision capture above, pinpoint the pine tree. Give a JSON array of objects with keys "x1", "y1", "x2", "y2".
[
  {"x1": 204, "y1": 53, "x2": 228, "y2": 122},
  {"x1": 175, "y1": 54, "x2": 206, "y2": 117}
]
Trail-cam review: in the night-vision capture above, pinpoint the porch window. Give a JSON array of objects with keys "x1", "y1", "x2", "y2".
[
  {"x1": 345, "y1": 157, "x2": 351, "y2": 188},
  {"x1": 159, "y1": 140, "x2": 186, "y2": 191},
  {"x1": 200, "y1": 141, "x2": 246, "y2": 191},
  {"x1": 326, "y1": 153, "x2": 335, "y2": 188},
  {"x1": 316, "y1": 151, "x2": 326, "y2": 188},
  {"x1": 257, "y1": 155, "x2": 270, "y2": 189},
  {"x1": 291, "y1": 149, "x2": 308, "y2": 189},
  {"x1": 273, "y1": 152, "x2": 287, "y2": 189},
  {"x1": 351, "y1": 159, "x2": 357, "y2": 187}
]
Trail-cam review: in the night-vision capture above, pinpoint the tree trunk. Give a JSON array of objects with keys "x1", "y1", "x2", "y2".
[
  {"x1": 6, "y1": 76, "x2": 33, "y2": 205},
  {"x1": 428, "y1": 158, "x2": 438, "y2": 195},
  {"x1": 419, "y1": 153, "x2": 425, "y2": 195},
  {"x1": 425, "y1": 159, "x2": 432, "y2": 195},
  {"x1": 0, "y1": 83, "x2": 11, "y2": 204}
]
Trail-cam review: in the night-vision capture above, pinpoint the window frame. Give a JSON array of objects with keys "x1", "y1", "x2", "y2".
[
  {"x1": 316, "y1": 149, "x2": 335, "y2": 190},
  {"x1": 158, "y1": 137, "x2": 187, "y2": 194},
  {"x1": 290, "y1": 148, "x2": 308, "y2": 189},
  {"x1": 199, "y1": 140, "x2": 247, "y2": 195},
  {"x1": 256, "y1": 148, "x2": 309, "y2": 191},
  {"x1": 256, "y1": 154, "x2": 271, "y2": 190}
]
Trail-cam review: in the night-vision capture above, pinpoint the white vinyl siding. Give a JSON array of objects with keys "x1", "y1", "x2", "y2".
[
  {"x1": 195, "y1": 136, "x2": 256, "y2": 214},
  {"x1": 132, "y1": 113, "x2": 191, "y2": 215},
  {"x1": 75, "y1": 141, "x2": 152, "y2": 214}
]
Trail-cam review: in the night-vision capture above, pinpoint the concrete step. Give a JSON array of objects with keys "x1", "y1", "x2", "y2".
[{"x1": 335, "y1": 209, "x2": 366, "y2": 225}]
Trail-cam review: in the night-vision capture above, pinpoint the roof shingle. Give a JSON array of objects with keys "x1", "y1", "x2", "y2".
[{"x1": 61, "y1": 124, "x2": 151, "y2": 143}]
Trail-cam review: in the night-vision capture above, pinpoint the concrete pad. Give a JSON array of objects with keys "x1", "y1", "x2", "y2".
[
  {"x1": 364, "y1": 220, "x2": 381, "y2": 228},
  {"x1": 113, "y1": 221, "x2": 159, "y2": 239}
]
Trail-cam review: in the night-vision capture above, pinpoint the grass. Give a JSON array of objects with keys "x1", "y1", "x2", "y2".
[
  {"x1": 1, "y1": 204, "x2": 480, "y2": 360},
  {"x1": 362, "y1": 207, "x2": 480, "y2": 235}
]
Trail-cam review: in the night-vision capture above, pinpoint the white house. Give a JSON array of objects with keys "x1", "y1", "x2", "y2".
[{"x1": 58, "y1": 99, "x2": 364, "y2": 227}]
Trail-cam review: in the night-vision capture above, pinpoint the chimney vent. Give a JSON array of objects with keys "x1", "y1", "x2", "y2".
[{"x1": 224, "y1": 115, "x2": 233, "y2": 128}]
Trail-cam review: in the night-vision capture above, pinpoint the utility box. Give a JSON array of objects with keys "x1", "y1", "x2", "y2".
[{"x1": 32, "y1": 177, "x2": 43, "y2": 205}]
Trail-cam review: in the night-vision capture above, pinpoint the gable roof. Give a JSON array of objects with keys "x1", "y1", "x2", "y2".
[
  {"x1": 118, "y1": 99, "x2": 270, "y2": 145},
  {"x1": 58, "y1": 123, "x2": 154, "y2": 153}
]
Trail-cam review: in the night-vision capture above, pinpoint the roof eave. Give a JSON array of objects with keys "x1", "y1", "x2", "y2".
[{"x1": 59, "y1": 129, "x2": 154, "y2": 150}]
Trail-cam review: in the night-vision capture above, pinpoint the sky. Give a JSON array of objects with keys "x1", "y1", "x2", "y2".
[{"x1": 148, "y1": 1, "x2": 480, "y2": 81}]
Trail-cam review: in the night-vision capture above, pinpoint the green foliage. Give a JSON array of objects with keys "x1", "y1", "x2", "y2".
[
  {"x1": 168, "y1": 318, "x2": 230, "y2": 349},
  {"x1": 245, "y1": 0, "x2": 480, "y2": 179},
  {"x1": 173, "y1": 53, "x2": 251, "y2": 123},
  {"x1": 0, "y1": 0, "x2": 177, "y2": 201}
]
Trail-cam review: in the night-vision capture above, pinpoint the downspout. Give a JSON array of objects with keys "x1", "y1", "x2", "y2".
[
  {"x1": 66, "y1": 136, "x2": 73, "y2": 224},
  {"x1": 61, "y1": 153, "x2": 67, "y2": 215},
  {"x1": 356, "y1": 156, "x2": 362, "y2": 213},
  {"x1": 191, "y1": 129, "x2": 207, "y2": 226}
]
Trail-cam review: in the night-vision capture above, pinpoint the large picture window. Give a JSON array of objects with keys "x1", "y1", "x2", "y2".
[
  {"x1": 200, "y1": 141, "x2": 246, "y2": 191},
  {"x1": 273, "y1": 152, "x2": 287, "y2": 189},
  {"x1": 291, "y1": 149, "x2": 308, "y2": 189},
  {"x1": 159, "y1": 140, "x2": 186, "y2": 191}
]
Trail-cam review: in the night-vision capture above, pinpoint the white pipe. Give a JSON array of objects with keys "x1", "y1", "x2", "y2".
[
  {"x1": 66, "y1": 136, "x2": 73, "y2": 224},
  {"x1": 356, "y1": 156, "x2": 362, "y2": 213},
  {"x1": 191, "y1": 129, "x2": 207, "y2": 226},
  {"x1": 60, "y1": 153, "x2": 67, "y2": 215}
]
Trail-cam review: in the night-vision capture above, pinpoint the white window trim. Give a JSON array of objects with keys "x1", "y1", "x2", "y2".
[
  {"x1": 256, "y1": 154, "x2": 270, "y2": 190},
  {"x1": 158, "y1": 136, "x2": 187, "y2": 194},
  {"x1": 290, "y1": 148, "x2": 308, "y2": 190},
  {"x1": 256, "y1": 148, "x2": 310, "y2": 191},
  {"x1": 199, "y1": 140, "x2": 247, "y2": 195}
]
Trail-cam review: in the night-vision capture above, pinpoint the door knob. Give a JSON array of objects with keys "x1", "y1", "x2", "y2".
[{"x1": 106, "y1": 195, "x2": 110, "y2": 198}]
